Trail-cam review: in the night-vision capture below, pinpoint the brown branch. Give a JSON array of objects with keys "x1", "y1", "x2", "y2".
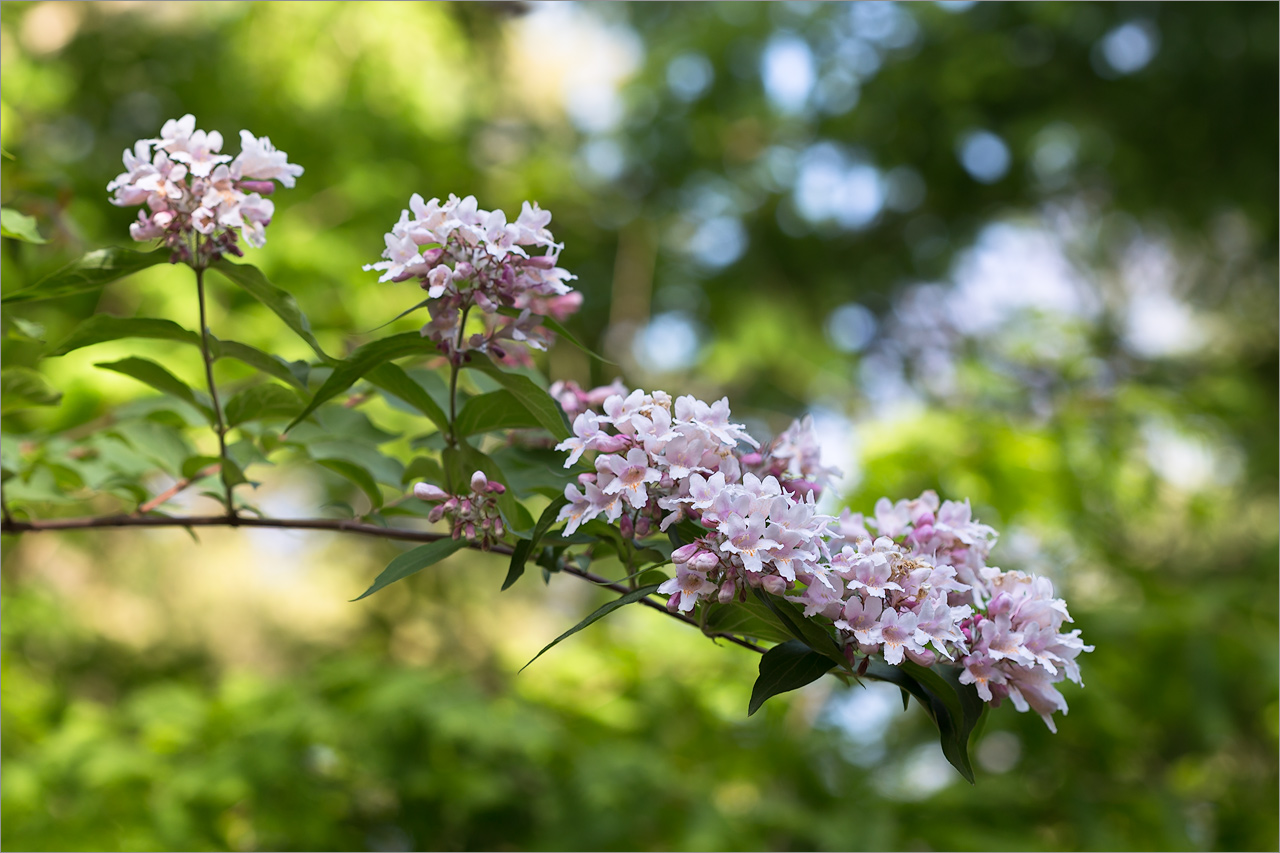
[
  {"x1": 136, "y1": 463, "x2": 222, "y2": 515},
  {"x1": 0, "y1": 512, "x2": 766, "y2": 654}
]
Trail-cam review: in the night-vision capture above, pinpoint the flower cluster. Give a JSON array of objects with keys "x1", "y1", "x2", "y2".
[
  {"x1": 365, "y1": 194, "x2": 580, "y2": 366},
  {"x1": 414, "y1": 471, "x2": 507, "y2": 551},
  {"x1": 554, "y1": 388, "x2": 1091, "y2": 730},
  {"x1": 107, "y1": 114, "x2": 303, "y2": 265}
]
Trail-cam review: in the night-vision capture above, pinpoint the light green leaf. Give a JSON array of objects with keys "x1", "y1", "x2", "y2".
[
  {"x1": 520, "y1": 583, "x2": 664, "y2": 671},
  {"x1": 224, "y1": 383, "x2": 304, "y2": 427},
  {"x1": 748, "y1": 640, "x2": 837, "y2": 715},
  {"x1": 47, "y1": 315, "x2": 200, "y2": 356},
  {"x1": 0, "y1": 208, "x2": 46, "y2": 243},
  {"x1": 286, "y1": 332, "x2": 436, "y2": 430},
  {"x1": 95, "y1": 357, "x2": 212, "y2": 422},
  {"x1": 210, "y1": 260, "x2": 329, "y2": 361},
  {"x1": 366, "y1": 362, "x2": 449, "y2": 433},
  {"x1": 0, "y1": 367, "x2": 62, "y2": 413},
  {"x1": 464, "y1": 361, "x2": 571, "y2": 440},
  {"x1": 353, "y1": 538, "x2": 468, "y2": 601},
  {"x1": 2, "y1": 247, "x2": 170, "y2": 304}
]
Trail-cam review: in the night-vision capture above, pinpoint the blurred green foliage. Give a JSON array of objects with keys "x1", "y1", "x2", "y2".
[{"x1": 1, "y1": 2, "x2": 1276, "y2": 851}]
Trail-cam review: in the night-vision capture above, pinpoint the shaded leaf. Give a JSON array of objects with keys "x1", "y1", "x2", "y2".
[
  {"x1": 401, "y1": 455, "x2": 445, "y2": 487},
  {"x1": 464, "y1": 361, "x2": 571, "y2": 440},
  {"x1": 456, "y1": 389, "x2": 544, "y2": 437},
  {"x1": 1, "y1": 367, "x2": 62, "y2": 413},
  {"x1": 520, "y1": 583, "x2": 663, "y2": 671},
  {"x1": 316, "y1": 458, "x2": 383, "y2": 509},
  {"x1": 95, "y1": 357, "x2": 212, "y2": 421},
  {"x1": 748, "y1": 640, "x2": 837, "y2": 716},
  {"x1": 703, "y1": 599, "x2": 795, "y2": 646},
  {"x1": 210, "y1": 260, "x2": 329, "y2": 360},
  {"x1": 224, "y1": 383, "x2": 304, "y2": 427},
  {"x1": 286, "y1": 332, "x2": 435, "y2": 430},
  {"x1": 1, "y1": 208, "x2": 46, "y2": 243},
  {"x1": 367, "y1": 362, "x2": 449, "y2": 433},
  {"x1": 213, "y1": 339, "x2": 307, "y2": 388},
  {"x1": 752, "y1": 588, "x2": 845, "y2": 666},
  {"x1": 2, "y1": 247, "x2": 169, "y2": 303},
  {"x1": 503, "y1": 496, "x2": 569, "y2": 590},
  {"x1": 48, "y1": 315, "x2": 200, "y2": 356},
  {"x1": 443, "y1": 442, "x2": 535, "y2": 536},
  {"x1": 353, "y1": 538, "x2": 468, "y2": 601}
]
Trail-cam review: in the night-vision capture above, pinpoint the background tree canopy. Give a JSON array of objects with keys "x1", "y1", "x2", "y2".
[{"x1": 1, "y1": 2, "x2": 1276, "y2": 850}]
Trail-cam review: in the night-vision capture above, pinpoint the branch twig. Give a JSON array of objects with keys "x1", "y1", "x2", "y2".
[
  {"x1": 0, "y1": 513, "x2": 766, "y2": 654},
  {"x1": 136, "y1": 463, "x2": 222, "y2": 515}
]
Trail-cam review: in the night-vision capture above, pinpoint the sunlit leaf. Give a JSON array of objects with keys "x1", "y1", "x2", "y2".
[
  {"x1": 210, "y1": 260, "x2": 330, "y2": 361},
  {"x1": 95, "y1": 357, "x2": 212, "y2": 422},
  {"x1": 47, "y1": 315, "x2": 200, "y2": 356},
  {"x1": 520, "y1": 583, "x2": 664, "y2": 671},
  {"x1": 353, "y1": 538, "x2": 468, "y2": 601},
  {"x1": 286, "y1": 332, "x2": 436, "y2": 430},
  {"x1": 366, "y1": 362, "x2": 449, "y2": 433},
  {"x1": 0, "y1": 208, "x2": 46, "y2": 243},
  {"x1": 464, "y1": 361, "x2": 571, "y2": 440},
  {"x1": 456, "y1": 389, "x2": 544, "y2": 437},
  {"x1": 0, "y1": 367, "x2": 62, "y2": 413},
  {"x1": 2, "y1": 247, "x2": 170, "y2": 303},
  {"x1": 316, "y1": 458, "x2": 384, "y2": 509}
]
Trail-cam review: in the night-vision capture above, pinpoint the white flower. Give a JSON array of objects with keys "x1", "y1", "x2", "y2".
[{"x1": 233, "y1": 130, "x2": 304, "y2": 187}]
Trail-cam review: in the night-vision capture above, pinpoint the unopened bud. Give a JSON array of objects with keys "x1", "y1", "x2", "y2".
[
  {"x1": 689, "y1": 551, "x2": 720, "y2": 572},
  {"x1": 523, "y1": 254, "x2": 557, "y2": 269},
  {"x1": 414, "y1": 483, "x2": 449, "y2": 502},
  {"x1": 717, "y1": 580, "x2": 736, "y2": 604},
  {"x1": 672, "y1": 543, "x2": 700, "y2": 565},
  {"x1": 619, "y1": 514, "x2": 634, "y2": 539},
  {"x1": 493, "y1": 519, "x2": 504, "y2": 538},
  {"x1": 761, "y1": 575, "x2": 787, "y2": 596},
  {"x1": 739, "y1": 452, "x2": 763, "y2": 466},
  {"x1": 470, "y1": 471, "x2": 489, "y2": 492},
  {"x1": 634, "y1": 516, "x2": 651, "y2": 537},
  {"x1": 906, "y1": 648, "x2": 937, "y2": 667},
  {"x1": 464, "y1": 522, "x2": 476, "y2": 539},
  {"x1": 578, "y1": 473, "x2": 597, "y2": 485},
  {"x1": 666, "y1": 593, "x2": 682, "y2": 613},
  {"x1": 427, "y1": 506, "x2": 445, "y2": 524},
  {"x1": 486, "y1": 481, "x2": 506, "y2": 495},
  {"x1": 237, "y1": 180, "x2": 276, "y2": 194}
]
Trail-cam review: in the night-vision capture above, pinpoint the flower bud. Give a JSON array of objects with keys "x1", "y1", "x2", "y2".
[
  {"x1": 523, "y1": 254, "x2": 558, "y2": 269},
  {"x1": 619, "y1": 514, "x2": 634, "y2": 539},
  {"x1": 414, "y1": 483, "x2": 449, "y2": 502},
  {"x1": 739, "y1": 452, "x2": 763, "y2": 466},
  {"x1": 906, "y1": 648, "x2": 937, "y2": 667},
  {"x1": 666, "y1": 593, "x2": 682, "y2": 613},
  {"x1": 470, "y1": 471, "x2": 489, "y2": 492},
  {"x1": 493, "y1": 519, "x2": 504, "y2": 538},
  {"x1": 427, "y1": 505, "x2": 445, "y2": 524},
  {"x1": 578, "y1": 473, "x2": 597, "y2": 485},
  {"x1": 689, "y1": 551, "x2": 720, "y2": 572},
  {"x1": 634, "y1": 516, "x2": 651, "y2": 538},
  {"x1": 237, "y1": 180, "x2": 276, "y2": 195},
  {"x1": 717, "y1": 580, "x2": 736, "y2": 604},
  {"x1": 672, "y1": 543, "x2": 700, "y2": 565},
  {"x1": 761, "y1": 575, "x2": 787, "y2": 596},
  {"x1": 486, "y1": 481, "x2": 506, "y2": 495}
]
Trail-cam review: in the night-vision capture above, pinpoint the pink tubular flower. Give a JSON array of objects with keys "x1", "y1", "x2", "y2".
[{"x1": 107, "y1": 114, "x2": 301, "y2": 265}]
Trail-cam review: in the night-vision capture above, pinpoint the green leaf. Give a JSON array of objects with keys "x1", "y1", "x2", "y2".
[
  {"x1": 752, "y1": 588, "x2": 845, "y2": 666},
  {"x1": 0, "y1": 367, "x2": 62, "y2": 413},
  {"x1": 353, "y1": 538, "x2": 468, "y2": 600},
  {"x1": 401, "y1": 455, "x2": 445, "y2": 487},
  {"x1": 96, "y1": 357, "x2": 211, "y2": 421},
  {"x1": 213, "y1": 339, "x2": 307, "y2": 388},
  {"x1": 2, "y1": 247, "x2": 170, "y2": 304},
  {"x1": 1, "y1": 208, "x2": 46, "y2": 243},
  {"x1": 180, "y1": 455, "x2": 222, "y2": 479},
  {"x1": 286, "y1": 332, "x2": 435, "y2": 430},
  {"x1": 7, "y1": 317, "x2": 45, "y2": 343},
  {"x1": 315, "y1": 458, "x2": 384, "y2": 509},
  {"x1": 366, "y1": 362, "x2": 449, "y2": 433},
  {"x1": 111, "y1": 419, "x2": 194, "y2": 475},
  {"x1": 210, "y1": 261, "x2": 329, "y2": 361},
  {"x1": 520, "y1": 583, "x2": 663, "y2": 671},
  {"x1": 47, "y1": 315, "x2": 200, "y2": 356},
  {"x1": 703, "y1": 599, "x2": 795, "y2": 646},
  {"x1": 541, "y1": 316, "x2": 615, "y2": 364},
  {"x1": 862, "y1": 659, "x2": 985, "y2": 784},
  {"x1": 503, "y1": 496, "x2": 569, "y2": 590},
  {"x1": 224, "y1": 383, "x2": 304, "y2": 427},
  {"x1": 456, "y1": 389, "x2": 545, "y2": 437},
  {"x1": 464, "y1": 361, "x2": 571, "y2": 440},
  {"x1": 748, "y1": 640, "x2": 837, "y2": 716},
  {"x1": 443, "y1": 442, "x2": 534, "y2": 536}
]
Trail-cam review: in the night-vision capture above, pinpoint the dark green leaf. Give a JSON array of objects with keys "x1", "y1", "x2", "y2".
[
  {"x1": 315, "y1": 458, "x2": 383, "y2": 509},
  {"x1": 366, "y1": 362, "x2": 449, "y2": 433},
  {"x1": 352, "y1": 538, "x2": 468, "y2": 601},
  {"x1": 456, "y1": 389, "x2": 544, "y2": 437},
  {"x1": 752, "y1": 588, "x2": 845, "y2": 666},
  {"x1": 286, "y1": 332, "x2": 435, "y2": 430},
  {"x1": 464, "y1": 361, "x2": 571, "y2": 440},
  {"x1": 1, "y1": 367, "x2": 62, "y2": 413},
  {"x1": 224, "y1": 384, "x2": 304, "y2": 427},
  {"x1": 213, "y1": 339, "x2": 307, "y2": 388},
  {"x1": 210, "y1": 261, "x2": 330, "y2": 361},
  {"x1": 541, "y1": 315, "x2": 615, "y2": 364},
  {"x1": 703, "y1": 599, "x2": 795, "y2": 645},
  {"x1": 180, "y1": 455, "x2": 222, "y2": 479},
  {"x1": 748, "y1": 640, "x2": 837, "y2": 715},
  {"x1": 401, "y1": 455, "x2": 445, "y2": 487},
  {"x1": 47, "y1": 315, "x2": 201, "y2": 356},
  {"x1": 520, "y1": 583, "x2": 663, "y2": 671},
  {"x1": 502, "y1": 496, "x2": 569, "y2": 590},
  {"x1": 95, "y1": 357, "x2": 212, "y2": 421},
  {"x1": 2, "y1": 247, "x2": 170, "y2": 304},
  {"x1": 1, "y1": 208, "x2": 46, "y2": 243}
]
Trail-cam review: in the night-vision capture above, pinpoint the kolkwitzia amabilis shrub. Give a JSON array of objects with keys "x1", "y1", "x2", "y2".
[
  {"x1": 365, "y1": 194, "x2": 581, "y2": 366},
  {"x1": 107, "y1": 114, "x2": 303, "y2": 265},
  {"x1": 551, "y1": 388, "x2": 1093, "y2": 732}
]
